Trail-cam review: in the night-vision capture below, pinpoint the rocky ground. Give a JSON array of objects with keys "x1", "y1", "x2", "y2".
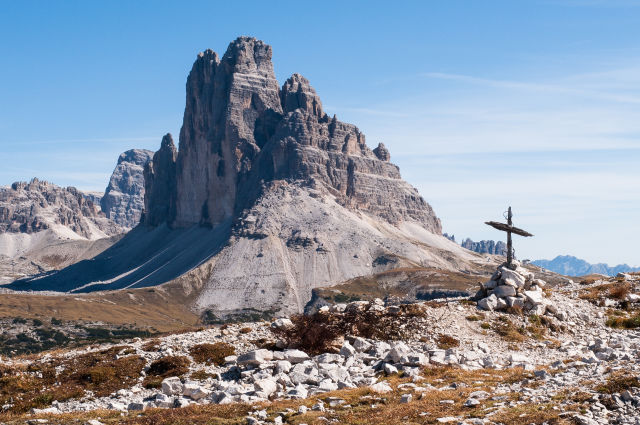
[{"x1": 0, "y1": 272, "x2": 639, "y2": 425}]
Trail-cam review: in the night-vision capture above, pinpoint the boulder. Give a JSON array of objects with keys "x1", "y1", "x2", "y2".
[
  {"x1": 385, "y1": 341, "x2": 411, "y2": 363},
  {"x1": 506, "y1": 296, "x2": 525, "y2": 308},
  {"x1": 524, "y1": 290, "x2": 544, "y2": 306},
  {"x1": 339, "y1": 341, "x2": 357, "y2": 357},
  {"x1": 478, "y1": 294, "x2": 498, "y2": 311},
  {"x1": 182, "y1": 382, "x2": 210, "y2": 400},
  {"x1": 493, "y1": 285, "x2": 516, "y2": 298},
  {"x1": 370, "y1": 381, "x2": 393, "y2": 393},
  {"x1": 155, "y1": 393, "x2": 174, "y2": 408},
  {"x1": 161, "y1": 377, "x2": 183, "y2": 396},
  {"x1": 283, "y1": 349, "x2": 309, "y2": 364},
  {"x1": 287, "y1": 384, "x2": 308, "y2": 399},
  {"x1": 500, "y1": 268, "x2": 526, "y2": 288},
  {"x1": 383, "y1": 363, "x2": 399, "y2": 375},
  {"x1": 275, "y1": 360, "x2": 292, "y2": 374},
  {"x1": 237, "y1": 349, "x2": 274, "y2": 366},
  {"x1": 271, "y1": 318, "x2": 294, "y2": 330},
  {"x1": 254, "y1": 378, "x2": 278, "y2": 396},
  {"x1": 352, "y1": 337, "x2": 373, "y2": 353}
]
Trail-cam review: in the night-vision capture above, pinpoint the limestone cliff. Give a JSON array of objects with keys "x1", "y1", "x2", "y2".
[
  {"x1": 101, "y1": 149, "x2": 153, "y2": 228},
  {"x1": 145, "y1": 37, "x2": 441, "y2": 234},
  {"x1": 461, "y1": 238, "x2": 508, "y2": 257},
  {"x1": 0, "y1": 178, "x2": 120, "y2": 238}
]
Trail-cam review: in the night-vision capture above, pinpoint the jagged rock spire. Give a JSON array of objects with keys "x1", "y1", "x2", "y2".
[
  {"x1": 373, "y1": 143, "x2": 390, "y2": 161},
  {"x1": 145, "y1": 37, "x2": 441, "y2": 234},
  {"x1": 281, "y1": 73, "x2": 325, "y2": 118},
  {"x1": 143, "y1": 134, "x2": 177, "y2": 227}
]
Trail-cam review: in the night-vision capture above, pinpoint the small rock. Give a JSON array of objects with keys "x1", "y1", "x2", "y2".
[
  {"x1": 237, "y1": 349, "x2": 274, "y2": 366},
  {"x1": 162, "y1": 376, "x2": 183, "y2": 396},
  {"x1": 340, "y1": 341, "x2": 357, "y2": 357},
  {"x1": 370, "y1": 381, "x2": 393, "y2": 393}
]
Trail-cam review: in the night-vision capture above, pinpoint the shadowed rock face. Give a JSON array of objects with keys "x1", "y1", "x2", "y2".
[
  {"x1": 143, "y1": 134, "x2": 178, "y2": 227},
  {"x1": 146, "y1": 36, "x2": 441, "y2": 234},
  {"x1": 101, "y1": 149, "x2": 153, "y2": 228}
]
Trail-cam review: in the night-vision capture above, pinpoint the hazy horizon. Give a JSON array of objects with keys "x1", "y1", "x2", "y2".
[{"x1": 1, "y1": 0, "x2": 639, "y2": 266}]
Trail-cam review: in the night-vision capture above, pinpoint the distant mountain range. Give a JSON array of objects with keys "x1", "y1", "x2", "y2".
[
  {"x1": 448, "y1": 234, "x2": 638, "y2": 277},
  {"x1": 531, "y1": 255, "x2": 640, "y2": 277},
  {"x1": 445, "y1": 235, "x2": 508, "y2": 257}
]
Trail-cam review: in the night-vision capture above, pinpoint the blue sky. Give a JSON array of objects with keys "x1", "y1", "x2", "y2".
[{"x1": 1, "y1": 0, "x2": 639, "y2": 265}]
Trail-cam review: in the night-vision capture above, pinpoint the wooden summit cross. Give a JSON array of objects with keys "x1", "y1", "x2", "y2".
[{"x1": 485, "y1": 206, "x2": 533, "y2": 268}]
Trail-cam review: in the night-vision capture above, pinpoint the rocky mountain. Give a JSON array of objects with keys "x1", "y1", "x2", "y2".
[
  {"x1": 0, "y1": 178, "x2": 120, "y2": 238},
  {"x1": 144, "y1": 39, "x2": 440, "y2": 233},
  {"x1": 0, "y1": 178, "x2": 123, "y2": 283},
  {"x1": 532, "y1": 255, "x2": 640, "y2": 277},
  {"x1": 5, "y1": 37, "x2": 485, "y2": 318},
  {"x1": 82, "y1": 191, "x2": 104, "y2": 206},
  {"x1": 461, "y1": 238, "x2": 507, "y2": 256},
  {"x1": 101, "y1": 149, "x2": 153, "y2": 229}
]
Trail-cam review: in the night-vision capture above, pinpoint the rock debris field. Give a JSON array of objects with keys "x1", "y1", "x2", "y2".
[{"x1": 1, "y1": 272, "x2": 640, "y2": 424}]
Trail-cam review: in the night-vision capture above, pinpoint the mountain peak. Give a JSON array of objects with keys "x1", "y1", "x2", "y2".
[
  {"x1": 281, "y1": 73, "x2": 324, "y2": 118},
  {"x1": 102, "y1": 148, "x2": 153, "y2": 228},
  {"x1": 158, "y1": 37, "x2": 442, "y2": 232}
]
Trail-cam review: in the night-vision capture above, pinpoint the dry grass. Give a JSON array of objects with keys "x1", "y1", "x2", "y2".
[
  {"x1": 0, "y1": 285, "x2": 200, "y2": 332},
  {"x1": 189, "y1": 343, "x2": 235, "y2": 366},
  {"x1": 273, "y1": 304, "x2": 428, "y2": 355},
  {"x1": 141, "y1": 339, "x2": 162, "y2": 352},
  {"x1": 491, "y1": 313, "x2": 563, "y2": 344},
  {"x1": 142, "y1": 355, "x2": 191, "y2": 389},
  {"x1": 313, "y1": 266, "x2": 491, "y2": 303},
  {"x1": 1, "y1": 365, "x2": 540, "y2": 424},
  {"x1": 580, "y1": 282, "x2": 633, "y2": 305},
  {"x1": 0, "y1": 346, "x2": 145, "y2": 415},
  {"x1": 491, "y1": 316, "x2": 527, "y2": 343},
  {"x1": 609, "y1": 283, "x2": 631, "y2": 300},
  {"x1": 596, "y1": 371, "x2": 640, "y2": 394},
  {"x1": 606, "y1": 312, "x2": 640, "y2": 329},
  {"x1": 491, "y1": 403, "x2": 571, "y2": 425},
  {"x1": 436, "y1": 334, "x2": 460, "y2": 349}
]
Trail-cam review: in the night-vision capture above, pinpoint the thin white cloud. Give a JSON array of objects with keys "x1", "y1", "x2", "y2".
[
  {"x1": 422, "y1": 72, "x2": 640, "y2": 104},
  {"x1": 323, "y1": 105, "x2": 412, "y2": 118}
]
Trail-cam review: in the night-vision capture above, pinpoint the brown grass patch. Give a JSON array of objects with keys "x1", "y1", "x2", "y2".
[
  {"x1": 272, "y1": 303, "x2": 427, "y2": 355},
  {"x1": 0, "y1": 347, "x2": 145, "y2": 414},
  {"x1": 436, "y1": 334, "x2": 460, "y2": 349},
  {"x1": 141, "y1": 339, "x2": 162, "y2": 352},
  {"x1": 491, "y1": 403, "x2": 570, "y2": 424},
  {"x1": 2, "y1": 365, "x2": 542, "y2": 424},
  {"x1": 606, "y1": 312, "x2": 640, "y2": 329},
  {"x1": 492, "y1": 316, "x2": 527, "y2": 343},
  {"x1": 189, "y1": 343, "x2": 235, "y2": 366},
  {"x1": 596, "y1": 372, "x2": 640, "y2": 394},
  {"x1": 580, "y1": 282, "x2": 632, "y2": 305},
  {"x1": 609, "y1": 282, "x2": 631, "y2": 300},
  {"x1": 146, "y1": 355, "x2": 190, "y2": 378}
]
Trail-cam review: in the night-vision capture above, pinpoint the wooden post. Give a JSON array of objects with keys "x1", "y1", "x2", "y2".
[
  {"x1": 485, "y1": 207, "x2": 533, "y2": 268},
  {"x1": 506, "y1": 206, "x2": 513, "y2": 267}
]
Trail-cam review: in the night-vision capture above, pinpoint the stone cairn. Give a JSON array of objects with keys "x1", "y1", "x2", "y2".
[{"x1": 474, "y1": 260, "x2": 563, "y2": 319}]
